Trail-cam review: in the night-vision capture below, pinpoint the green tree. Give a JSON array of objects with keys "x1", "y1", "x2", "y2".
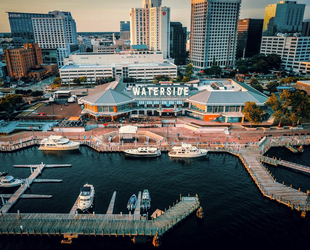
[
  {"x1": 266, "y1": 81, "x2": 279, "y2": 94},
  {"x1": 53, "y1": 77, "x2": 62, "y2": 85},
  {"x1": 185, "y1": 64, "x2": 193, "y2": 78},
  {"x1": 242, "y1": 101, "x2": 264, "y2": 126}
]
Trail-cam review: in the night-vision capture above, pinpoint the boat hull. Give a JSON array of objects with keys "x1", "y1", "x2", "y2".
[
  {"x1": 39, "y1": 143, "x2": 80, "y2": 151},
  {"x1": 125, "y1": 152, "x2": 160, "y2": 158},
  {"x1": 168, "y1": 151, "x2": 207, "y2": 158}
]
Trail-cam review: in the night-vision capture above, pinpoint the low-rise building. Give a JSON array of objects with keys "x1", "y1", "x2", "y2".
[
  {"x1": 79, "y1": 77, "x2": 268, "y2": 123},
  {"x1": 60, "y1": 48, "x2": 177, "y2": 83},
  {"x1": 296, "y1": 80, "x2": 310, "y2": 94}
]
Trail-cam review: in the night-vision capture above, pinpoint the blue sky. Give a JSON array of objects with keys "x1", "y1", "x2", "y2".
[{"x1": 0, "y1": 0, "x2": 309, "y2": 32}]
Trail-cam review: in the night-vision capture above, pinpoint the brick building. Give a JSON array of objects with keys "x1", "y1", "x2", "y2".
[{"x1": 4, "y1": 43, "x2": 43, "y2": 80}]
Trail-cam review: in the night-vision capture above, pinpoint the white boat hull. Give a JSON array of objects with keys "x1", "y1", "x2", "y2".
[
  {"x1": 168, "y1": 150, "x2": 208, "y2": 158},
  {"x1": 0, "y1": 179, "x2": 23, "y2": 188},
  {"x1": 39, "y1": 142, "x2": 80, "y2": 151},
  {"x1": 124, "y1": 149, "x2": 161, "y2": 158}
]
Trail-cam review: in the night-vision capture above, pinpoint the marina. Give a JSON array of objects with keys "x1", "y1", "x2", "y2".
[{"x1": 0, "y1": 133, "x2": 309, "y2": 248}]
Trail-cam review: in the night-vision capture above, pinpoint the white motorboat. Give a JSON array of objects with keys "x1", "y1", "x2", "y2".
[
  {"x1": 77, "y1": 184, "x2": 95, "y2": 212},
  {"x1": 168, "y1": 143, "x2": 208, "y2": 158},
  {"x1": 124, "y1": 147, "x2": 161, "y2": 157},
  {"x1": 127, "y1": 194, "x2": 137, "y2": 211},
  {"x1": 39, "y1": 135, "x2": 80, "y2": 151},
  {"x1": 141, "y1": 189, "x2": 151, "y2": 210},
  {"x1": 0, "y1": 172, "x2": 23, "y2": 188}
]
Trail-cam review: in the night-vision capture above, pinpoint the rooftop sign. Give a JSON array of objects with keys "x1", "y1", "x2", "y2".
[{"x1": 132, "y1": 86, "x2": 189, "y2": 97}]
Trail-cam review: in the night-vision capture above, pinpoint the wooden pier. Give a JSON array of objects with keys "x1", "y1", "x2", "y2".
[
  {"x1": 259, "y1": 156, "x2": 310, "y2": 175},
  {"x1": 0, "y1": 163, "x2": 71, "y2": 214},
  {"x1": 0, "y1": 194, "x2": 200, "y2": 246}
]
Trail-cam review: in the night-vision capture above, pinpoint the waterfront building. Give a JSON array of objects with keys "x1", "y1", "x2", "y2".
[
  {"x1": 189, "y1": 0, "x2": 241, "y2": 71},
  {"x1": 262, "y1": 1, "x2": 305, "y2": 36},
  {"x1": 59, "y1": 47, "x2": 177, "y2": 83},
  {"x1": 4, "y1": 43, "x2": 43, "y2": 80},
  {"x1": 237, "y1": 19, "x2": 263, "y2": 59},
  {"x1": 302, "y1": 20, "x2": 310, "y2": 36},
  {"x1": 260, "y1": 36, "x2": 310, "y2": 75},
  {"x1": 130, "y1": 0, "x2": 170, "y2": 59},
  {"x1": 79, "y1": 77, "x2": 267, "y2": 122},
  {"x1": 170, "y1": 22, "x2": 187, "y2": 65}
]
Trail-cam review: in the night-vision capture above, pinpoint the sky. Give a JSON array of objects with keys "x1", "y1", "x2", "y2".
[{"x1": 0, "y1": 0, "x2": 310, "y2": 33}]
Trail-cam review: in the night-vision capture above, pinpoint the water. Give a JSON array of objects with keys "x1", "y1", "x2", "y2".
[{"x1": 0, "y1": 146, "x2": 309, "y2": 250}]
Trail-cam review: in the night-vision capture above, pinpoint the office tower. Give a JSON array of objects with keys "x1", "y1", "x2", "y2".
[
  {"x1": 260, "y1": 36, "x2": 310, "y2": 75},
  {"x1": 170, "y1": 22, "x2": 187, "y2": 65},
  {"x1": 302, "y1": 20, "x2": 310, "y2": 36},
  {"x1": 130, "y1": 0, "x2": 170, "y2": 59},
  {"x1": 189, "y1": 0, "x2": 241, "y2": 71},
  {"x1": 120, "y1": 21, "x2": 130, "y2": 40},
  {"x1": 237, "y1": 19, "x2": 263, "y2": 59},
  {"x1": 32, "y1": 11, "x2": 78, "y2": 68},
  {"x1": 262, "y1": 1, "x2": 305, "y2": 36},
  {"x1": 4, "y1": 43, "x2": 43, "y2": 80},
  {"x1": 7, "y1": 11, "x2": 78, "y2": 68},
  {"x1": 120, "y1": 21, "x2": 130, "y2": 32},
  {"x1": 7, "y1": 12, "x2": 53, "y2": 47}
]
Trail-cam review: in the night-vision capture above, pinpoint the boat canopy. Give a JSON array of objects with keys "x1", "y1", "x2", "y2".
[{"x1": 81, "y1": 186, "x2": 91, "y2": 192}]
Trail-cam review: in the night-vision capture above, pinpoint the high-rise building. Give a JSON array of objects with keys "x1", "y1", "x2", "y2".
[
  {"x1": 189, "y1": 0, "x2": 241, "y2": 71},
  {"x1": 170, "y1": 22, "x2": 187, "y2": 65},
  {"x1": 302, "y1": 20, "x2": 310, "y2": 36},
  {"x1": 4, "y1": 43, "x2": 43, "y2": 80},
  {"x1": 130, "y1": 0, "x2": 170, "y2": 59},
  {"x1": 262, "y1": 1, "x2": 305, "y2": 36},
  {"x1": 32, "y1": 11, "x2": 78, "y2": 68},
  {"x1": 237, "y1": 19, "x2": 263, "y2": 59},
  {"x1": 7, "y1": 11, "x2": 78, "y2": 68},
  {"x1": 260, "y1": 36, "x2": 310, "y2": 75},
  {"x1": 120, "y1": 21, "x2": 130, "y2": 32},
  {"x1": 7, "y1": 12, "x2": 53, "y2": 47}
]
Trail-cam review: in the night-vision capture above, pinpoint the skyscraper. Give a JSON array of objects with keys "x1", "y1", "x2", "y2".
[
  {"x1": 170, "y1": 22, "x2": 187, "y2": 65},
  {"x1": 7, "y1": 11, "x2": 78, "y2": 68},
  {"x1": 130, "y1": 0, "x2": 170, "y2": 59},
  {"x1": 7, "y1": 12, "x2": 53, "y2": 47},
  {"x1": 262, "y1": 1, "x2": 305, "y2": 36},
  {"x1": 189, "y1": 0, "x2": 241, "y2": 71},
  {"x1": 237, "y1": 19, "x2": 263, "y2": 59}
]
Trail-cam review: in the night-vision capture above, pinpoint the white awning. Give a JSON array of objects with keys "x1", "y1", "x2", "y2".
[{"x1": 119, "y1": 125, "x2": 138, "y2": 134}]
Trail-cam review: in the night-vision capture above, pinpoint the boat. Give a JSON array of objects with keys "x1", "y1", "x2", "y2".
[
  {"x1": 127, "y1": 194, "x2": 137, "y2": 211},
  {"x1": 77, "y1": 184, "x2": 95, "y2": 212},
  {"x1": 141, "y1": 189, "x2": 151, "y2": 210},
  {"x1": 168, "y1": 143, "x2": 208, "y2": 158},
  {"x1": 123, "y1": 147, "x2": 161, "y2": 157},
  {"x1": 39, "y1": 135, "x2": 80, "y2": 151},
  {"x1": 0, "y1": 172, "x2": 23, "y2": 188}
]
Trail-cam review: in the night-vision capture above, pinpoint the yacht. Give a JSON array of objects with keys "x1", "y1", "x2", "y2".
[
  {"x1": 124, "y1": 147, "x2": 161, "y2": 158},
  {"x1": 39, "y1": 135, "x2": 80, "y2": 151},
  {"x1": 127, "y1": 194, "x2": 137, "y2": 211},
  {"x1": 168, "y1": 143, "x2": 208, "y2": 158},
  {"x1": 77, "y1": 184, "x2": 95, "y2": 212},
  {"x1": 141, "y1": 189, "x2": 151, "y2": 210},
  {"x1": 0, "y1": 172, "x2": 23, "y2": 188}
]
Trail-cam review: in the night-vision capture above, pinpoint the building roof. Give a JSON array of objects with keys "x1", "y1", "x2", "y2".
[
  {"x1": 81, "y1": 83, "x2": 133, "y2": 106},
  {"x1": 187, "y1": 81, "x2": 268, "y2": 106}
]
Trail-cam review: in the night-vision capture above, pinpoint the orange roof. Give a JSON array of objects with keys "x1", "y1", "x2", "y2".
[{"x1": 68, "y1": 116, "x2": 80, "y2": 121}]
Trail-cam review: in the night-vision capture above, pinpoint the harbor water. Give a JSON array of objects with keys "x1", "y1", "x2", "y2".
[{"x1": 0, "y1": 146, "x2": 309, "y2": 250}]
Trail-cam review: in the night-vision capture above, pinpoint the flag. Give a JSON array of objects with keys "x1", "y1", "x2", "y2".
[
  {"x1": 225, "y1": 141, "x2": 227, "y2": 148},
  {"x1": 303, "y1": 135, "x2": 306, "y2": 141},
  {"x1": 280, "y1": 136, "x2": 283, "y2": 142},
  {"x1": 261, "y1": 144, "x2": 264, "y2": 152},
  {"x1": 121, "y1": 140, "x2": 123, "y2": 146},
  {"x1": 109, "y1": 142, "x2": 111, "y2": 147},
  {"x1": 19, "y1": 138, "x2": 22, "y2": 143},
  {"x1": 196, "y1": 140, "x2": 199, "y2": 147},
  {"x1": 171, "y1": 141, "x2": 174, "y2": 146},
  {"x1": 147, "y1": 140, "x2": 149, "y2": 146},
  {"x1": 84, "y1": 135, "x2": 86, "y2": 140}
]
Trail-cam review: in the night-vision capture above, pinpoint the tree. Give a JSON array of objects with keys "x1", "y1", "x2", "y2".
[
  {"x1": 242, "y1": 101, "x2": 264, "y2": 126},
  {"x1": 266, "y1": 81, "x2": 279, "y2": 94},
  {"x1": 185, "y1": 64, "x2": 193, "y2": 78},
  {"x1": 53, "y1": 77, "x2": 62, "y2": 85}
]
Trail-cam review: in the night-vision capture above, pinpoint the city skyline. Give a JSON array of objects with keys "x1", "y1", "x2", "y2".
[{"x1": 1, "y1": 0, "x2": 310, "y2": 33}]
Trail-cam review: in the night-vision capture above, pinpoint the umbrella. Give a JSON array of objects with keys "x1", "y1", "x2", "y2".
[{"x1": 103, "y1": 123, "x2": 108, "y2": 126}]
